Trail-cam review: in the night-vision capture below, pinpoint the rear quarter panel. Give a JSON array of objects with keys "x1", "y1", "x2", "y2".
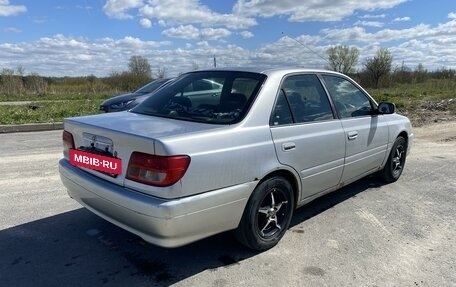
[{"x1": 156, "y1": 124, "x2": 280, "y2": 198}]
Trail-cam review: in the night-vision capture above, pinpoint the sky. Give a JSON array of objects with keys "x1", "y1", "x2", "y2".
[{"x1": 0, "y1": 0, "x2": 456, "y2": 77}]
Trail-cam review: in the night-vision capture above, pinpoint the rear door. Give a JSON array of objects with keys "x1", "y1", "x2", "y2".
[
  {"x1": 321, "y1": 74, "x2": 389, "y2": 183},
  {"x1": 270, "y1": 74, "x2": 346, "y2": 200}
]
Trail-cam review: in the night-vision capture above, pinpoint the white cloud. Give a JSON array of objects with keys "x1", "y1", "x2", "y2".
[
  {"x1": 250, "y1": 35, "x2": 327, "y2": 68},
  {"x1": 388, "y1": 39, "x2": 456, "y2": 69},
  {"x1": 4, "y1": 27, "x2": 21, "y2": 33},
  {"x1": 354, "y1": 20, "x2": 384, "y2": 28},
  {"x1": 162, "y1": 25, "x2": 199, "y2": 39},
  {"x1": 72, "y1": 54, "x2": 93, "y2": 61},
  {"x1": 233, "y1": 0, "x2": 407, "y2": 22},
  {"x1": 0, "y1": 0, "x2": 27, "y2": 16},
  {"x1": 115, "y1": 36, "x2": 169, "y2": 48},
  {"x1": 394, "y1": 16, "x2": 410, "y2": 22},
  {"x1": 200, "y1": 28, "x2": 231, "y2": 40},
  {"x1": 323, "y1": 26, "x2": 398, "y2": 43},
  {"x1": 103, "y1": 0, "x2": 143, "y2": 19},
  {"x1": 0, "y1": 34, "x2": 171, "y2": 76},
  {"x1": 240, "y1": 31, "x2": 254, "y2": 38},
  {"x1": 2, "y1": 30, "x2": 455, "y2": 77},
  {"x1": 97, "y1": 0, "x2": 455, "y2": 76},
  {"x1": 1, "y1": 11, "x2": 456, "y2": 77},
  {"x1": 0, "y1": 34, "x2": 248, "y2": 76},
  {"x1": 140, "y1": 18, "x2": 152, "y2": 28},
  {"x1": 162, "y1": 25, "x2": 231, "y2": 40},
  {"x1": 360, "y1": 14, "x2": 386, "y2": 19},
  {"x1": 321, "y1": 19, "x2": 456, "y2": 45},
  {"x1": 138, "y1": 0, "x2": 256, "y2": 29}
]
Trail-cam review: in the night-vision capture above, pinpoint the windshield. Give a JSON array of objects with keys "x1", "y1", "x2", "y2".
[
  {"x1": 131, "y1": 71, "x2": 266, "y2": 124},
  {"x1": 135, "y1": 78, "x2": 170, "y2": 93}
]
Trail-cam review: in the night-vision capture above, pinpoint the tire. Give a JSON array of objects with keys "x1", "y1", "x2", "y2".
[
  {"x1": 235, "y1": 176, "x2": 294, "y2": 251},
  {"x1": 380, "y1": 136, "x2": 407, "y2": 183}
]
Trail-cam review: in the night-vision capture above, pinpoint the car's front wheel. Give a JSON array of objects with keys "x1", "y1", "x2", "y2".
[
  {"x1": 380, "y1": 136, "x2": 407, "y2": 182},
  {"x1": 236, "y1": 176, "x2": 294, "y2": 251}
]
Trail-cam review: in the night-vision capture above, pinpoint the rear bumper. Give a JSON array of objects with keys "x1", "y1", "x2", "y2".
[{"x1": 59, "y1": 159, "x2": 254, "y2": 247}]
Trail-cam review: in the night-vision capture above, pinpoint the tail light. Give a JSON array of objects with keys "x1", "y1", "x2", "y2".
[
  {"x1": 126, "y1": 152, "x2": 190, "y2": 187},
  {"x1": 63, "y1": 130, "x2": 75, "y2": 159}
]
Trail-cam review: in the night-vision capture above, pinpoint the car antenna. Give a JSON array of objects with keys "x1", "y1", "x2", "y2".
[{"x1": 281, "y1": 32, "x2": 328, "y2": 64}]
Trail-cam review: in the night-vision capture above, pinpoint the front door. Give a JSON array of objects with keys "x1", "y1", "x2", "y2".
[{"x1": 321, "y1": 75, "x2": 389, "y2": 183}]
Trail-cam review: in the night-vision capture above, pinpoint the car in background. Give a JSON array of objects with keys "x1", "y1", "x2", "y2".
[
  {"x1": 99, "y1": 78, "x2": 172, "y2": 112},
  {"x1": 60, "y1": 67, "x2": 413, "y2": 250}
]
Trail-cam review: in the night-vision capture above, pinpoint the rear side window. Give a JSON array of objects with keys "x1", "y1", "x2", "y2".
[
  {"x1": 131, "y1": 71, "x2": 266, "y2": 124},
  {"x1": 271, "y1": 74, "x2": 334, "y2": 126},
  {"x1": 270, "y1": 90, "x2": 293, "y2": 126},
  {"x1": 322, "y1": 75, "x2": 373, "y2": 118}
]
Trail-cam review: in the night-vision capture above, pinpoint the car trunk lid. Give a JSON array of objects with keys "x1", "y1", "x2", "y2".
[{"x1": 63, "y1": 111, "x2": 222, "y2": 190}]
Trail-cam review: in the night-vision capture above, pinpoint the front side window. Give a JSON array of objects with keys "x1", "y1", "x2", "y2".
[
  {"x1": 322, "y1": 75, "x2": 373, "y2": 118},
  {"x1": 132, "y1": 71, "x2": 266, "y2": 124},
  {"x1": 271, "y1": 74, "x2": 334, "y2": 126}
]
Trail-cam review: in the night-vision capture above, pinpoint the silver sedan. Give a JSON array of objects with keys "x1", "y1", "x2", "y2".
[{"x1": 59, "y1": 67, "x2": 413, "y2": 250}]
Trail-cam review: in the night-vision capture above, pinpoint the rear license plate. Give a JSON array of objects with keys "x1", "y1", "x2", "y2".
[{"x1": 69, "y1": 148, "x2": 122, "y2": 175}]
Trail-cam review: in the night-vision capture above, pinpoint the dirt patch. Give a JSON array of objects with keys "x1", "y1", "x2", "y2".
[
  {"x1": 412, "y1": 121, "x2": 456, "y2": 143},
  {"x1": 408, "y1": 120, "x2": 456, "y2": 164},
  {"x1": 398, "y1": 98, "x2": 456, "y2": 127},
  {"x1": 400, "y1": 109, "x2": 456, "y2": 127}
]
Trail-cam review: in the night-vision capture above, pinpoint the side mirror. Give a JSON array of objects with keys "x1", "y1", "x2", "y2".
[{"x1": 377, "y1": 102, "x2": 395, "y2": 114}]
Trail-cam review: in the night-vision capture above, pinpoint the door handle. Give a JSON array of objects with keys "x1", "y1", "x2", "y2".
[
  {"x1": 282, "y1": 142, "x2": 296, "y2": 151},
  {"x1": 347, "y1": 131, "x2": 358, "y2": 140}
]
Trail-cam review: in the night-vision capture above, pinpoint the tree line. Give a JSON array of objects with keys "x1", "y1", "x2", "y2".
[
  {"x1": 0, "y1": 55, "x2": 159, "y2": 97},
  {"x1": 325, "y1": 45, "x2": 455, "y2": 88}
]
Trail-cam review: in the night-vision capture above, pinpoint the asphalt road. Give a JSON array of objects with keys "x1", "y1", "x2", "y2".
[{"x1": 0, "y1": 123, "x2": 455, "y2": 287}]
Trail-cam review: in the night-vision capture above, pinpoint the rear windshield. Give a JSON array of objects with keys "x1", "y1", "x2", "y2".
[{"x1": 131, "y1": 71, "x2": 266, "y2": 124}]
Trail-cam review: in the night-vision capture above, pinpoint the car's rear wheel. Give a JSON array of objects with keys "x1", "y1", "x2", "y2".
[
  {"x1": 236, "y1": 176, "x2": 294, "y2": 251},
  {"x1": 380, "y1": 136, "x2": 407, "y2": 182}
]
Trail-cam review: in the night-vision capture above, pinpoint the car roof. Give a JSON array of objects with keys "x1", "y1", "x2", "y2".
[{"x1": 185, "y1": 67, "x2": 344, "y2": 78}]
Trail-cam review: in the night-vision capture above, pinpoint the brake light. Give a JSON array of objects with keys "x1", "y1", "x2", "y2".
[
  {"x1": 63, "y1": 130, "x2": 75, "y2": 158},
  {"x1": 126, "y1": 152, "x2": 190, "y2": 187}
]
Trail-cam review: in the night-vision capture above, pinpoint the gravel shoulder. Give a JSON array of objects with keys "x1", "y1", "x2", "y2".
[{"x1": 412, "y1": 121, "x2": 456, "y2": 142}]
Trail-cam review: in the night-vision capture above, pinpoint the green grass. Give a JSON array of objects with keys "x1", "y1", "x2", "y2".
[
  {"x1": 0, "y1": 100, "x2": 102, "y2": 125},
  {"x1": 0, "y1": 78, "x2": 455, "y2": 125},
  {"x1": 0, "y1": 92, "x2": 115, "y2": 102},
  {"x1": 367, "y1": 78, "x2": 456, "y2": 110}
]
